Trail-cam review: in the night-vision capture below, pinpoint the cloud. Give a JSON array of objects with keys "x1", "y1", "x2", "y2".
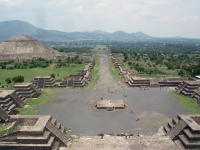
[
  {"x1": 59, "y1": 0, "x2": 68, "y2": 5},
  {"x1": 93, "y1": 3, "x2": 108, "y2": 9},
  {"x1": 74, "y1": 0, "x2": 81, "y2": 3},
  {"x1": 73, "y1": 6, "x2": 84, "y2": 13},
  {"x1": 0, "y1": 0, "x2": 23, "y2": 6}
]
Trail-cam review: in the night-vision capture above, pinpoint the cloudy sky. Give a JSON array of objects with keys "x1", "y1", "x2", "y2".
[{"x1": 0, "y1": 0, "x2": 200, "y2": 38}]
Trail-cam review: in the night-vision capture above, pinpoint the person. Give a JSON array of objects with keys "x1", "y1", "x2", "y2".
[{"x1": 129, "y1": 132, "x2": 131, "y2": 138}]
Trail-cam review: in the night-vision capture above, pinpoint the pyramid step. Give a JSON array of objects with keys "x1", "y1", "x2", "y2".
[
  {"x1": 51, "y1": 119, "x2": 57, "y2": 125},
  {"x1": 56, "y1": 122, "x2": 61, "y2": 129}
]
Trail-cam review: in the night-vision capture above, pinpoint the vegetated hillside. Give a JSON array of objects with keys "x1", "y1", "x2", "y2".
[{"x1": 0, "y1": 20, "x2": 152, "y2": 42}]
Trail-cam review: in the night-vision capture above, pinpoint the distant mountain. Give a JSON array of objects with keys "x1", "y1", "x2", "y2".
[
  {"x1": 93, "y1": 30, "x2": 110, "y2": 35},
  {"x1": 0, "y1": 20, "x2": 152, "y2": 42}
]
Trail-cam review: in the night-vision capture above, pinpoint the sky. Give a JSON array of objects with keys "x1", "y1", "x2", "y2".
[{"x1": 0, "y1": 0, "x2": 200, "y2": 38}]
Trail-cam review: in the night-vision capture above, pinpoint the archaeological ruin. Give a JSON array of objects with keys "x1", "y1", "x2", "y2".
[
  {"x1": 0, "y1": 115, "x2": 71, "y2": 149},
  {"x1": 94, "y1": 100, "x2": 125, "y2": 111},
  {"x1": 163, "y1": 114, "x2": 200, "y2": 149},
  {"x1": 33, "y1": 76, "x2": 56, "y2": 89},
  {"x1": 58, "y1": 59, "x2": 95, "y2": 88},
  {"x1": 13, "y1": 82, "x2": 41, "y2": 98},
  {"x1": 0, "y1": 34, "x2": 64, "y2": 61},
  {"x1": 0, "y1": 90, "x2": 25, "y2": 122}
]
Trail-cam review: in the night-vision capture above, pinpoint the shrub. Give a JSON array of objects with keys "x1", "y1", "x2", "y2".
[
  {"x1": 5, "y1": 78, "x2": 11, "y2": 84},
  {"x1": 12, "y1": 75, "x2": 24, "y2": 83},
  {"x1": 50, "y1": 73, "x2": 55, "y2": 78}
]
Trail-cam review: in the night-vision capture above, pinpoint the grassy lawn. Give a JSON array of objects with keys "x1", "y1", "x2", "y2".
[
  {"x1": 84, "y1": 57, "x2": 100, "y2": 89},
  {"x1": 17, "y1": 88, "x2": 63, "y2": 115},
  {"x1": 108, "y1": 56, "x2": 121, "y2": 84},
  {"x1": 95, "y1": 45, "x2": 107, "y2": 49},
  {"x1": 0, "y1": 63, "x2": 85, "y2": 89},
  {"x1": 171, "y1": 91, "x2": 200, "y2": 114}
]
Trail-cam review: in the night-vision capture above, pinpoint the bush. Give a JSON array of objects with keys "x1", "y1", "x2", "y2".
[
  {"x1": 12, "y1": 75, "x2": 24, "y2": 83},
  {"x1": 50, "y1": 73, "x2": 55, "y2": 78},
  {"x1": 5, "y1": 78, "x2": 11, "y2": 84}
]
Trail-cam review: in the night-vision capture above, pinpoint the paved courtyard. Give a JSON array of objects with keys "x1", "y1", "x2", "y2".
[{"x1": 38, "y1": 54, "x2": 189, "y2": 136}]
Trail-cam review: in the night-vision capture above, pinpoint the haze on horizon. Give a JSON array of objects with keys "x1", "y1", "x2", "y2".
[{"x1": 0, "y1": 0, "x2": 200, "y2": 38}]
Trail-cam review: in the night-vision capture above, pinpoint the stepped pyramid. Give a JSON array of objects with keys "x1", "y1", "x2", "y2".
[
  {"x1": 163, "y1": 114, "x2": 200, "y2": 149},
  {"x1": 0, "y1": 34, "x2": 63, "y2": 60},
  {"x1": 0, "y1": 115, "x2": 72, "y2": 149}
]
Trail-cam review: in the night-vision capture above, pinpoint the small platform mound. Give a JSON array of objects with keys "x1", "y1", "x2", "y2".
[{"x1": 94, "y1": 100, "x2": 125, "y2": 111}]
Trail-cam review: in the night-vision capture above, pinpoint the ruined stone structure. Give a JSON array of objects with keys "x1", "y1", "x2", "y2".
[
  {"x1": 127, "y1": 77, "x2": 151, "y2": 87},
  {"x1": 0, "y1": 34, "x2": 64, "y2": 60},
  {"x1": 59, "y1": 59, "x2": 95, "y2": 88},
  {"x1": 110, "y1": 53, "x2": 188, "y2": 88},
  {"x1": 176, "y1": 81, "x2": 200, "y2": 105},
  {"x1": 13, "y1": 82, "x2": 41, "y2": 98},
  {"x1": 159, "y1": 78, "x2": 184, "y2": 87},
  {"x1": 33, "y1": 76, "x2": 56, "y2": 88},
  {"x1": 0, "y1": 115, "x2": 71, "y2": 149},
  {"x1": 163, "y1": 114, "x2": 200, "y2": 149},
  {"x1": 94, "y1": 100, "x2": 125, "y2": 111},
  {"x1": 110, "y1": 53, "x2": 123, "y2": 68},
  {"x1": 0, "y1": 90, "x2": 25, "y2": 122}
]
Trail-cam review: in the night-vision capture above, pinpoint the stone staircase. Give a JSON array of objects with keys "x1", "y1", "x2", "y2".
[
  {"x1": 164, "y1": 115, "x2": 200, "y2": 149},
  {"x1": 11, "y1": 92, "x2": 25, "y2": 107},
  {"x1": 30, "y1": 84, "x2": 41, "y2": 94},
  {"x1": 46, "y1": 121, "x2": 70, "y2": 146},
  {"x1": 176, "y1": 82, "x2": 187, "y2": 94},
  {"x1": 38, "y1": 78, "x2": 45, "y2": 89},
  {"x1": 0, "y1": 106, "x2": 9, "y2": 122}
]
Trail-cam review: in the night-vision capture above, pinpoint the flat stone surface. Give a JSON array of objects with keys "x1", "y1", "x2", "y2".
[
  {"x1": 96, "y1": 100, "x2": 125, "y2": 108},
  {"x1": 68, "y1": 128, "x2": 177, "y2": 150},
  {"x1": 38, "y1": 54, "x2": 189, "y2": 136},
  {"x1": 0, "y1": 90, "x2": 14, "y2": 98}
]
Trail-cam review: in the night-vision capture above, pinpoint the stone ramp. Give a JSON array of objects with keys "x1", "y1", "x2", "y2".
[
  {"x1": 0, "y1": 106, "x2": 9, "y2": 121},
  {"x1": 30, "y1": 84, "x2": 41, "y2": 94},
  {"x1": 169, "y1": 120, "x2": 187, "y2": 140},
  {"x1": 11, "y1": 92, "x2": 25, "y2": 107},
  {"x1": 46, "y1": 121, "x2": 70, "y2": 146}
]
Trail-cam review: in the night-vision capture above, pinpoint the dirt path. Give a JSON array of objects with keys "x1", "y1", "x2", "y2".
[{"x1": 95, "y1": 54, "x2": 120, "y2": 92}]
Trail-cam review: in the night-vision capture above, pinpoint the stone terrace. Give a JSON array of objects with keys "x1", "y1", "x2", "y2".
[
  {"x1": 13, "y1": 82, "x2": 41, "y2": 98},
  {"x1": 58, "y1": 59, "x2": 95, "y2": 88},
  {"x1": 33, "y1": 76, "x2": 56, "y2": 88},
  {"x1": 68, "y1": 128, "x2": 177, "y2": 150},
  {"x1": 0, "y1": 90, "x2": 25, "y2": 122},
  {"x1": 163, "y1": 114, "x2": 200, "y2": 149},
  {"x1": 0, "y1": 115, "x2": 72, "y2": 150},
  {"x1": 176, "y1": 81, "x2": 200, "y2": 105}
]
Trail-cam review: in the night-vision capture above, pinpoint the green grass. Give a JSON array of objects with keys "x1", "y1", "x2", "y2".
[
  {"x1": 18, "y1": 89, "x2": 63, "y2": 115},
  {"x1": 95, "y1": 45, "x2": 107, "y2": 49},
  {"x1": 171, "y1": 91, "x2": 200, "y2": 114},
  {"x1": 0, "y1": 123, "x2": 13, "y2": 137},
  {"x1": 0, "y1": 63, "x2": 85, "y2": 88},
  {"x1": 108, "y1": 56, "x2": 121, "y2": 84},
  {"x1": 84, "y1": 57, "x2": 100, "y2": 89}
]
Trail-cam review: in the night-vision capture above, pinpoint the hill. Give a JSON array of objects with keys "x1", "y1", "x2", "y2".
[{"x1": 0, "y1": 20, "x2": 152, "y2": 42}]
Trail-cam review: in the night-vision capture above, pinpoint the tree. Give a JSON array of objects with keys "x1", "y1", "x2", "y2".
[{"x1": 178, "y1": 70, "x2": 184, "y2": 76}]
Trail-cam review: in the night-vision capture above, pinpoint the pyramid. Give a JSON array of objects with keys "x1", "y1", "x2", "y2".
[{"x1": 0, "y1": 34, "x2": 63, "y2": 60}]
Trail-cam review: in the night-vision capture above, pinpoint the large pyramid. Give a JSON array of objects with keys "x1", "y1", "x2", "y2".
[{"x1": 0, "y1": 34, "x2": 63, "y2": 60}]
